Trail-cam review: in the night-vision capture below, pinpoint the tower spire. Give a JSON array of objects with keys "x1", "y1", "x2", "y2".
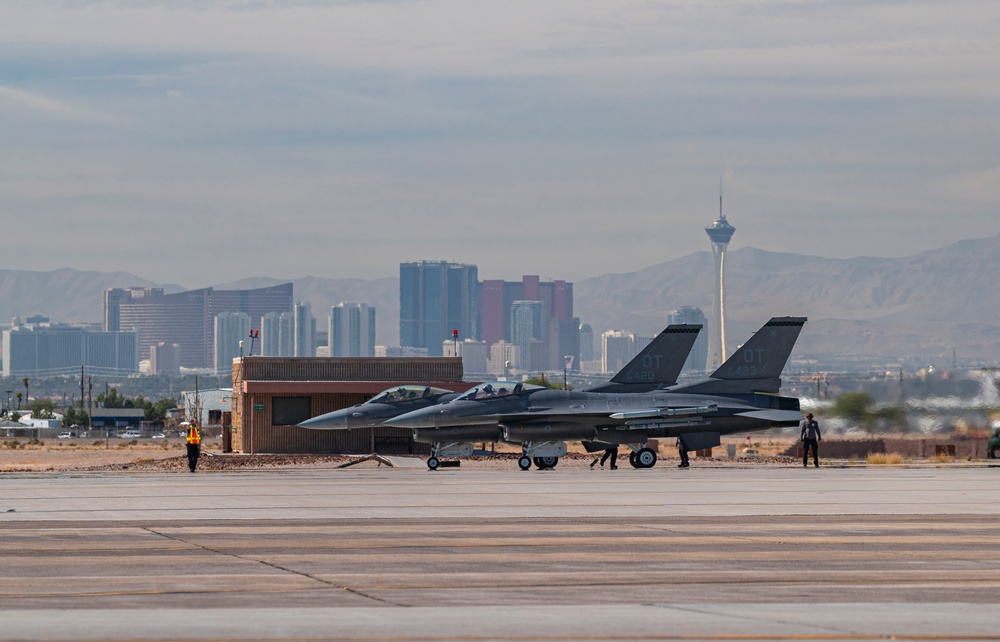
[
  {"x1": 705, "y1": 187, "x2": 736, "y2": 371},
  {"x1": 719, "y1": 176, "x2": 723, "y2": 219}
]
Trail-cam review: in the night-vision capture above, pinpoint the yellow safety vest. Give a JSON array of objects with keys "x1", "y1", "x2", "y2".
[{"x1": 186, "y1": 427, "x2": 201, "y2": 445}]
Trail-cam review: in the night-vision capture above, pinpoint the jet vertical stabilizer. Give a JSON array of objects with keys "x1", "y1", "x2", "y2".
[
  {"x1": 669, "y1": 316, "x2": 806, "y2": 395},
  {"x1": 587, "y1": 324, "x2": 702, "y2": 393}
]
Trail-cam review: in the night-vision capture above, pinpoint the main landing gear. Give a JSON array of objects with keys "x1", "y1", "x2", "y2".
[
  {"x1": 628, "y1": 446, "x2": 658, "y2": 469},
  {"x1": 518, "y1": 441, "x2": 567, "y2": 470},
  {"x1": 426, "y1": 442, "x2": 474, "y2": 470},
  {"x1": 517, "y1": 455, "x2": 560, "y2": 470}
]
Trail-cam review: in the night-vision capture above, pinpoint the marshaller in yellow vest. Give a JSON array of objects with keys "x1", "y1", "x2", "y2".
[{"x1": 186, "y1": 423, "x2": 201, "y2": 473}]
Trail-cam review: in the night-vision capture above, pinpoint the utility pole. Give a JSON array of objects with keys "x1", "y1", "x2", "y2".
[
  {"x1": 193, "y1": 375, "x2": 201, "y2": 430},
  {"x1": 87, "y1": 377, "x2": 98, "y2": 449}
]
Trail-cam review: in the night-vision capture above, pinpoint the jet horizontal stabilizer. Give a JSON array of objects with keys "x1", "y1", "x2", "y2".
[
  {"x1": 610, "y1": 403, "x2": 717, "y2": 420},
  {"x1": 581, "y1": 440, "x2": 617, "y2": 453}
]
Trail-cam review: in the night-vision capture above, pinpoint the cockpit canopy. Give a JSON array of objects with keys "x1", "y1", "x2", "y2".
[
  {"x1": 367, "y1": 385, "x2": 451, "y2": 404},
  {"x1": 456, "y1": 381, "x2": 542, "y2": 401}
]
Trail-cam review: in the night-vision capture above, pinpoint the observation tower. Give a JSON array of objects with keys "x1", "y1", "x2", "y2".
[{"x1": 705, "y1": 191, "x2": 735, "y2": 371}]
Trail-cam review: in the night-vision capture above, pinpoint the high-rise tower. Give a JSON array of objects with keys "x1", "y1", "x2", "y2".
[{"x1": 705, "y1": 190, "x2": 735, "y2": 371}]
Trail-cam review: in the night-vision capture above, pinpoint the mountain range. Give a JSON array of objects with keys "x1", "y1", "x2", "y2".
[{"x1": 2, "y1": 234, "x2": 998, "y2": 369}]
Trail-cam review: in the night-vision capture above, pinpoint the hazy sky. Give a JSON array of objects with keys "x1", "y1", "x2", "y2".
[{"x1": 1, "y1": 1, "x2": 998, "y2": 288}]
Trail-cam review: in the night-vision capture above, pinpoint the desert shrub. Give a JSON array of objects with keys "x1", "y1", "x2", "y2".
[{"x1": 867, "y1": 451, "x2": 905, "y2": 465}]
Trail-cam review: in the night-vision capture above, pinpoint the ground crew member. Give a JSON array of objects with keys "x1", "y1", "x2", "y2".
[
  {"x1": 599, "y1": 445, "x2": 619, "y2": 469},
  {"x1": 677, "y1": 437, "x2": 690, "y2": 468},
  {"x1": 801, "y1": 413, "x2": 821, "y2": 468},
  {"x1": 185, "y1": 422, "x2": 202, "y2": 473}
]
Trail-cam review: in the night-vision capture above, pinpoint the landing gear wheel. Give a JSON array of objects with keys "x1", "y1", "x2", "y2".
[
  {"x1": 636, "y1": 448, "x2": 657, "y2": 469},
  {"x1": 534, "y1": 456, "x2": 558, "y2": 469},
  {"x1": 427, "y1": 456, "x2": 440, "y2": 471},
  {"x1": 629, "y1": 451, "x2": 639, "y2": 468},
  {"x1": 518, "y1": 455, "x2": 532, "y2": 471}
]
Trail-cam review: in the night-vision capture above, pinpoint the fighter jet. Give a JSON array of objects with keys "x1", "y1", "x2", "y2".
[
  {"x1": 298, "y1": 385, "x2": 462, "y2": 431},
  {"x1": 386, "y1": 317, "x2": 806, "y2": 471},
  {"x1": 299, "y1": 324, "x2": 702, "y2": 470}
]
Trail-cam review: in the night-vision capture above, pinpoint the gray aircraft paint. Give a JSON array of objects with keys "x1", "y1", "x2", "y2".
[{"x1": 387, "y1": 317, "x2": 806, "y2": 469}]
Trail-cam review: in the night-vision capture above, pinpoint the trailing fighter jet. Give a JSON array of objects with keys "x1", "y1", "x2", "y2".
[
  {"x1": 298, "y1": 385, "x2": 462, "y2": 431},
  {"x1": 298, "y1": 324, "x2": 703, "y2": 469},
  {"x1": 386, "y1": 317, "x2": 806, "y2": 471}
]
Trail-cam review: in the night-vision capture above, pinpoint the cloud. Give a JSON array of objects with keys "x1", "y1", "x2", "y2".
[
  {"x1": 0, "y1": 0, "x2": 998, "y2": 287},
  {"x1": 0, "y1": 85, "x2": 95, "y2": 120}
]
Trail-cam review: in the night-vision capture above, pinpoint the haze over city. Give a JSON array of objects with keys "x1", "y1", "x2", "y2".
[{"x1": 2, "y1": 1, "x2": 998, "y2": 288}]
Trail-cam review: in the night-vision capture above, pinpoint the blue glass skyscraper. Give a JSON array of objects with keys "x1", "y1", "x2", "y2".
[{"x1": 400, "y1": 261, "x2": 480, "y2": 356}]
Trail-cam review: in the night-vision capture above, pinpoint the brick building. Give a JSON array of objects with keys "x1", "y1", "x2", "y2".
[{"x1": 231, "y1": 356, "x2": 467, "y2": 454}]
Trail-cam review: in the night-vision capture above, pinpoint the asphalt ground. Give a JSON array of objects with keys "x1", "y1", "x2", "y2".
[{"x1": 2, "y1": 463, "x2": 1000, "y2": 640}]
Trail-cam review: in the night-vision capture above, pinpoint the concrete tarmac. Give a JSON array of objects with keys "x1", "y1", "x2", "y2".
[{"x1": 2, "y1": 464, "x2": 1000, "y2": 640}]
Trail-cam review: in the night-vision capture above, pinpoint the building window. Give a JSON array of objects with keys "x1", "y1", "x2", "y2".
[{"x1": 271, "y1": 397, "x2": 311, "y2": 426}]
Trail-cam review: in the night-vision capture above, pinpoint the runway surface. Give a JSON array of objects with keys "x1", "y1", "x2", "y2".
[{"x1": 2, "y1": 464, "x2": 999, "y2": 640}]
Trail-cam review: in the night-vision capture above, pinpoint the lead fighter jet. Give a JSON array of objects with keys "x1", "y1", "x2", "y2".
[
  {"x1": 386, "y1": 317, "x2": 806, "y2": 470},
  {"x1": 299, "y1": 324, "x2": 703, "y2": 469}
]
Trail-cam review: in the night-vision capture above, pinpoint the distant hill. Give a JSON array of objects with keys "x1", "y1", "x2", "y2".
[
  {"x1": 214, "y1": 276, "x2": 400, "y2": 346},
  {"x1": 2, "y1": 234, "x2": 999, "y2": 366},
  {"x1": 0, "y1": 271, "x2": 400, "y2": 346},
  {"x1": 0, "y1": 268, "x2": 182, "y2": 327},
  {"x1": 574, "y1": 234, "x2": 1000, "y2": 365}
]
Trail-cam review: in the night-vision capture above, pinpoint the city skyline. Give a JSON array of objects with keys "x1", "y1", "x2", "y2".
[
  {"x1": 4, "y1": 228, "x2": 1000, "y2": 370},
  {"x1": 1, "y1": 2, "x2": 998, "y2": 288}
]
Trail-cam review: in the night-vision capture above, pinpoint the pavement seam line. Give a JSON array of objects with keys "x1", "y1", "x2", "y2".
[
  {"x1": 647, "y1": 603, "x2": 862, "y2": 637},
  {"x1": 137, "y1": 526, "x2": 407, "y2": 607}
]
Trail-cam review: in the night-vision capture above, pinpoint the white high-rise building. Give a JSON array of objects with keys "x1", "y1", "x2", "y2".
[
  {"x1": 705, "y1": 194, "x2": 736, "y2": 371},
  {"x1": 261, "y1": 311, "x2": 294, "y2": 357},
  {"x1": 329, "y1": 302, "x2": 376, "y2": 357},
  {"x1": 488, "y1": 340, "x2": 520, "y2": 376},
  {"x1": 601, "y1": 330, "x2": 635, "y2": 374},
  {"x1": 293, "y1": 302, "x2": 316, "y2": 358},
  {"x1": 214, "y1": 312, "x2": 250, "y2": 374},
  {"x1": 443, "y1": 339, "x2": 489, "y2": 376}
]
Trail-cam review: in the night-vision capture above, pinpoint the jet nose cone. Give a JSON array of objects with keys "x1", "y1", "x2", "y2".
[{"x1": 298, "y1": 409, "x2": 352, "y2": 430}]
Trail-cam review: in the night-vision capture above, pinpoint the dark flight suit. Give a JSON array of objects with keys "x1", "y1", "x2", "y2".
[
  {"x1": 677, "y1": 437, "x2": 689, "y2": 468},
  {"x1": 801, "y1": 417, "x2": 821, "y2": 467},
  {"x1": 600, "y1": 446, "x2": 619, "y2": 469}
]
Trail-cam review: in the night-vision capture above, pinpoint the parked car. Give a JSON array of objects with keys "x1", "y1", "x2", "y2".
[
  {"x1": 57, "y1": 431, "x2": 77, "y2": 439},
  {"x1": 116, "y1": 430, "x2": 143, "y2": 439}
]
